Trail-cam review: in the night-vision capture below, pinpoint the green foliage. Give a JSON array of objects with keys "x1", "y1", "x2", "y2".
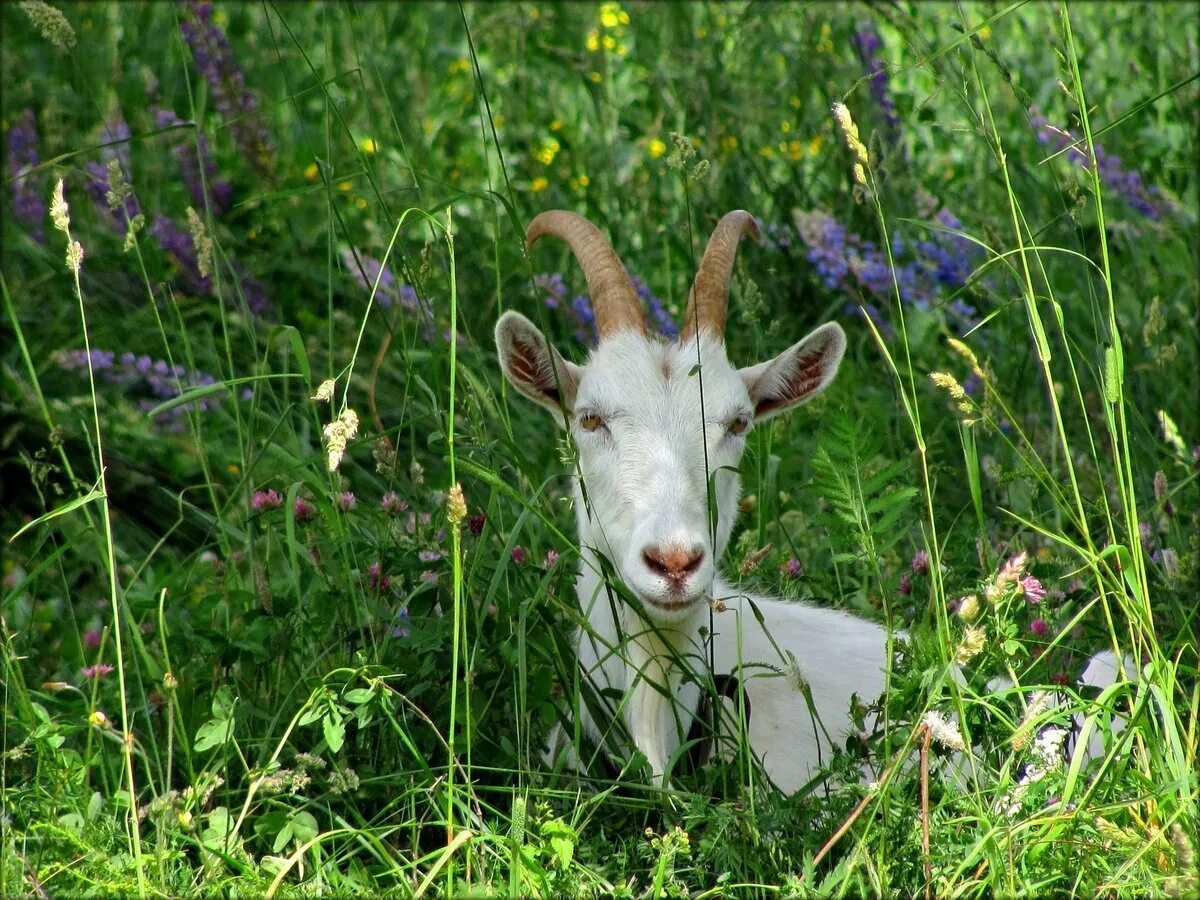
[{"x1": 2, "y1": 0, "x2": 1197, "y2": 896}]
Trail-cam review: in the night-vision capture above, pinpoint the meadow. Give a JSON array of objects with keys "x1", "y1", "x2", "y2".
[{"x1": 2, "y1": 1, "x2": 1197, "y2": 896}]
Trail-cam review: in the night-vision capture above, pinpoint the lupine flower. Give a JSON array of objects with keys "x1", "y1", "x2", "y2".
[
  {"x1": 1018, "y1": 575, "x2": 1046, "y2": 605},
  {"x1": 251, "y1": 489, "x2": 283, "y2": 512},
  {"x1": 1029, "y1": 618, "x2": 1049, "y2": 637},
  {"x1": 536, "y1": 270, "x2": 677, "y2": 345},
  {"x1": 1031, "y1": 109, "x2": 1168, "y2": 220},
  {"x1": 84, "y1": 112, "x2": 141, "y2": 231},
  {"x1": 59, "y1": 349, "x2": 223, "y2": 431},
  {"x1": 150, "y1": 215, "x2": 271, "y2": 314},
  {"x1": 780, "y1": 557, "x2": 803, "y2": 579},
  {"x1": 418, "y1": 550, "x2": 442, "y2": 563},
  {"x1": 6, "y1": 109, "x2": 45, "y2": 244},
  {"x1": 179, "y1": 1, "x2": 272, "y2": 173},
  {"x1": 336, "y1": 491, "x2": 356, "y2": 512},
  {"x1": 511, "y1": 546, "x2": 528, "y2": 565},
  {"x1": 153, "y1": 108, "x2": 233, "y2": 213},
  {"x1": 852, "y1": 23, "x2": 899, "y2": 131},
  {"x1": 380, "y1": 491, "x2": 407, "y2": 515},
  {"x1": 293, "y1": 497, "x2": 316, "y2": 523},
  {"x1": 83, "y1": 663, "x2": 114, "y2": 679},
  {"x1": 911, "y1": 549, "x2": 930, "y2": 576}
]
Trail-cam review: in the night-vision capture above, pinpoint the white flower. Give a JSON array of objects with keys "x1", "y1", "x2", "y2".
[
  {"x1": 323, "y1": 407, "x2": 359, "y2": 471},
  {"x1": 922, "y1": 709, "x2": 966, "y2": 752}
]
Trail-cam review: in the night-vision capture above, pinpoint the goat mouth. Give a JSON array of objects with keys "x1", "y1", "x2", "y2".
[{"x1": 641, "y1": 593, "x2": 701, "y2": 613}]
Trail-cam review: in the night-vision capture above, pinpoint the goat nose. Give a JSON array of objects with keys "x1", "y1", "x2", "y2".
[{"x1": 642, "y1": 544, "x2": 705, "y2": 582}]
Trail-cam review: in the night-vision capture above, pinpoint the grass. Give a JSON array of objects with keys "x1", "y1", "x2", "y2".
[{"x1": 2, "y1": 1, "x2": 1197, "y2": 896}]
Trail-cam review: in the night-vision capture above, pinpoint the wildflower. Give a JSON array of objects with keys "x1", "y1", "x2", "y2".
[
  {"x1": 1159, "y1": 548, "x2": 1179, "y2": 578},
  {"x1": 50, "y1": 179, "x2": 70, "y2": 232},
  {"x1": 986, "y1": 552, "x2": 1027, "y2": 600},
  {"x1": 368, "y1": 562, "x2": 391, "y2": 594},
  {"x1": 336, "y1": 491, "x2": 356, "y2": 512},
  {"x1": 544, "y1": 549, "x2": 559, "y2": 568},
  {"x1": 293, "y1": 497, "x2": 316, "y2": 523},
  {"x1": 447, "y1": 483, "x2": 467, "y2": 525},
  {"x1": 185, "y1": 207, "x2": 213, "y2": 278},
  {"x1": 392, "y1": 607, "x2": 409, "y2": 638},
  {"x1": 780, "y1": 557, "x2": 803, "y2": 579},
  {"x1": 418, "y1": 550, "x2": 442, "y2": 563},
  {"x1": 921, "y1": 709, "x2": 966, "y2": 752},
  {"x1": 898, "y1": 574, "x2": 912, "y2": 596},
  {"x1": 312, "y1": 379, "x2": 336, "y2": 402},
  {"x1": 419, "y1": 570, "x2": 438, "y2": 583},
  {"x1": 852, "y1": 23, "x2": 898, "y2": 132},
  {"x1": 89, "y1": 710, "x2": 109, "y2": 728},
  {"x1": 648, "y1": 138, "x2": 666, "y2": 159},
  {"x1": 163, "y1": 672, "x2": 178, "y2": 691},
  {"x1": 531, "y1": 176, "x2": 548, "y2": 193},
  {"x1": 911, "y1": 549, "x2": 930, "y2": 576},
  {"x1": 1030, "y1": 618, "x2": 1049, "y2": 637},
  {"x1": 7, "y1": 109, "x2": 45, "y2": 243},
  {"x1": 329, "y1": 768, "x2": 360, "y2": 795},
  {"x1": 511, "y1": 546, "x2": 528, "y2": 565},
  {"x1": 250, "y1": 489, "x2": 283, "y2": 512},
  {"x1": 410, "y1": 459, "x2": 425, "y2": 486},
  {"x1": 468, "y1": 512, "x2": 487, "y2": 536},
  {"x1": 322, "y1": 407, "x2": 359, "y2": 472},
  {"x1": 957, "y1": 594, "x2": 980, "y2": 621},
  {"x1": 956, "y1": 625, "x2": 987, "y2": 665},
  {"x1": 1154, "y1": 470, "x2": 1170, "y2": 508},
  {"x1": 19, "y1": 0, "x2": 76, "y2": 50},
  {"x1": 1018, "y1": 575, "x2": 1046, "y2": 604},
  {"x1": 153, "y1": 108, "x2": 233, "y2": 214},
  {"x1": 65, "y1": 240, "x2": 84, "y2": 273},
  {"x1": 380, "y1": 491, "x2": 407, "y2": 515},
  {"x1": 83, "y1": 663, "x2": 114, "y2": 679}
]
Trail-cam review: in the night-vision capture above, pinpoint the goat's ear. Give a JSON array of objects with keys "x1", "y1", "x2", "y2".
[
  {"x1": 740, "y1": 322, "x2": 846, "y2": 421},
  {"x1": 495, "y1": 311, "x2": 582, "y2": 418}
]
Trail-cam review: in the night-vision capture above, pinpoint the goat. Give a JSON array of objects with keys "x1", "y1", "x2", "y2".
[{"x1": 496, "y1": 210, "x2": 1120, "y2": 793}]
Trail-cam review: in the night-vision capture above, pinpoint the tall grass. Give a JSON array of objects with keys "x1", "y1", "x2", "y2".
[{"x1": 2, "y1": 2, "x2": 1196, "y2": 896}]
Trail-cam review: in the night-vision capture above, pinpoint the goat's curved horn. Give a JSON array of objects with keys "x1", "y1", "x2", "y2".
[
  {"x1": 526, "y1": 211, "x2": 645, "y2": 340},
  {"x1": 680, "y1": 210, "x2": 760, "y2": 342}
]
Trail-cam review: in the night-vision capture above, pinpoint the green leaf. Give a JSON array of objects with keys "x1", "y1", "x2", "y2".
[
  {"x1": 322, "y1": 710, "x2": 345, "y2": 752},
  {"x1": 9, "y1": 485, "x2": 106, "y2": 542},
  {"x1": 194, "y1": 717, "x2": 234, "y2": 753}
]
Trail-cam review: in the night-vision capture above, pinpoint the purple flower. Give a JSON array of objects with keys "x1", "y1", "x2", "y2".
[
  {"x1": 419, "y1": 570, "x2": 439, "y2": 583},
  {"x1": 6, "y1": 109, "x2": 45, "y2": 244},
  {"x1": 852, "y1": 23, "x2": 899, "y2": 132},
  {"x1": 83, "y1": 663, "x2": 114, "y2": 679},
  {"x1": 511, "y1": 546, "x2": 528, "y2": 565},
  {"x1": 83, "y1": 629, "x2": 102, "y2": 649},
  {"x1": 911, "y1": 550, "x2": 930, "y2": 576},
  {"x1": 153, "y1": 107, "x2": 233, "y2": 213},
  {"x1": 780, "y1": 557, "x2": 803, "y2": 579},
  {"x1": 368, "y1": 561, "x2": 391, "y2": 594},
  {"x1": 251, "y1": 489, "x2": 283, "y2": 512},
  {"x1": 380, "y1": 491, "x2": 408, "y2": 515},
  {"x1": 293, "y1": 497, "x2": 316, "y2": 523},
  {"x1": 392, "y1": 607, "x2": 410, "y2": 638},
  {"x1": 336, "y1": 491, "x2": 356, "y2": 511},
  {"x1": 179, "y1": 1, "x2": 273, "y2": 173},
  {"x1": 1031, "y1": 109, "x2": 1168, "y2": 220},
  {"x1": 543, "y1": 549, "x2": 559, "y2": 568},
  {"x1": 418, "y1": 549, "x2": 442, "y2": 563},
  {"x1": 632, "y1": 274, "x2": 678, "y2": 339},
  {"x1": 898, "y1": 574, "x2": 912, "y2": 596},
  {"x1": 468, "y1": 512, "x2": 486, "y2": 536},
  {"x1": 341, "y1": 249, "x2": 435, "y2": 333},
  {"x1": 1019, "y1": 575, "x2": 1046, "y2": 604},
  {"x1": 1029, "y1": 618, "x2": 1049, "y2": 637}
]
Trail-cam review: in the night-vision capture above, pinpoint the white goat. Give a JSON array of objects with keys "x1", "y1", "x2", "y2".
[{"x1": 496, "y1": 210, "x2": 1120, "y2": 793}]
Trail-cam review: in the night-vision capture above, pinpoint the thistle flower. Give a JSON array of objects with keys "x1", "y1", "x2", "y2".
[
  {"x1": 780, "y1": 556, "x2": 803, "y2": 579},
  {"x1": 19, "y1": 0, "x2": 76, "y2": 50}
]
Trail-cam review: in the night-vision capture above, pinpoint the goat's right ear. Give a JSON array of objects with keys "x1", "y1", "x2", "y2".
[{"x1": 495, "y1": 311, "x2": 581, "y2": 419}]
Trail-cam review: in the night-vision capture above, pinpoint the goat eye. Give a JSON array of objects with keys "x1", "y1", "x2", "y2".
[
  {"x1": 728, "y1": 415, "x2": 750, "y2": 436},
  {"x1": 579, "y1": 413, "x2": 606, "y2": 433}
]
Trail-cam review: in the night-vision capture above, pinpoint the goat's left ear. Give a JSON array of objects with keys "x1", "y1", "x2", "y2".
[{"x1": 740, "y1": 322, "x2": 846, "y2": 421}]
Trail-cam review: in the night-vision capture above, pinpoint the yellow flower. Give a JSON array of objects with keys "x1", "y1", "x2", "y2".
[
  {"x1": 779, "y1": 120, "x2": 792, "y2": 133},
  {"x1": 337, "y1": 180, "x2": 352, "y2": 192},
  {"x1": 589, "y1": 71, "x2": 602, "y2": 83},
  {"x1": 602, "y1": 34, "x2": 616, "y2": 51},
  {"x1": 531, "y1": 176, "x2": 549, "y2": 192},
  {"x1": 449, "y1": 57, "x2": 470, "y2": 74},
  {"x1": 550, "y1": 118, "x2": 563, "y2": 132},
  {"x1": 720, "y1": 134, "x2": 738, "y2": 152},
  {"x1": 586, "y1": 31, "x2": 600, "y2": 51},
  {"x1": 648, "y1": 138, "x2": 666, "y2": 159},
  {"x1": 304, "y1": 163, "x2": 318, "y2": 180},
  {"x1": 599, "y1": 4, "x2": 622, "y2": 28},
  {"x1": 577, "y1": 174, "x2": 590, "y2": 187},
  {"x1": 787, "y1": 140, "x2": 804, "y2": 161},
  {"x1": 359, "y1": 138, "x2": 377, "y2": 154},
  {"x1": 807, "y1": 135, "x2": 825, "y2": 155},
  {"x1": 227, "y1": 464, "x2": 239, "y2": 475},
  {"x1": 979, "y1": 24, "x2": 991, "y2": 39},
  {"x1": 356, "y1": 198, "x2": 367, "y2": 210}
]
